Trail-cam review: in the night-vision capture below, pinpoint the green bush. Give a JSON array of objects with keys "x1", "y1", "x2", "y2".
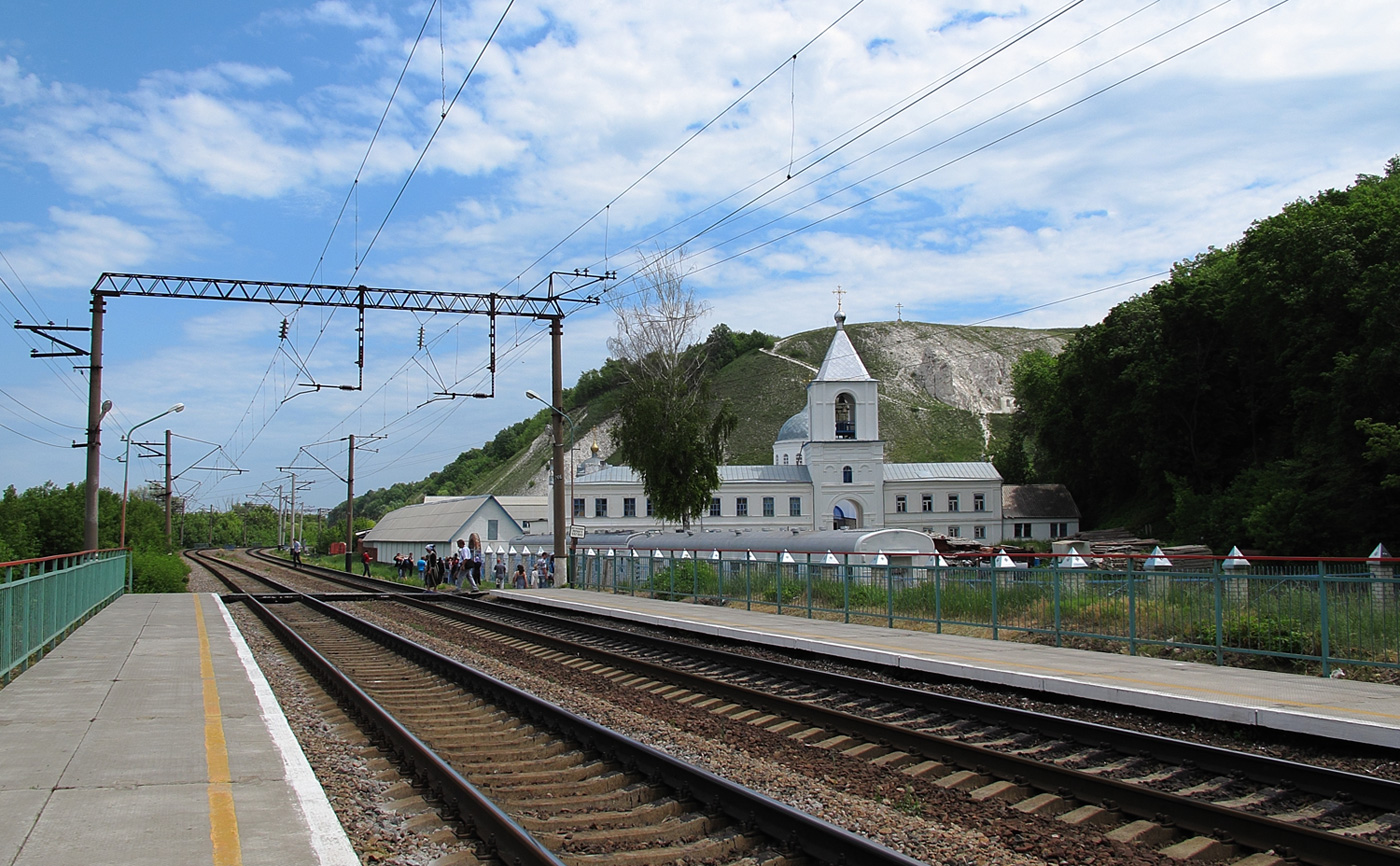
[
  {"x1": 130, "y1": 551, "x2": 190, "y2": 593},
  {"x1": 1194, "y1": 613, "x2": 1319, "y2": 657},
  {"x1": 647, "y1": 562, "x2": 719, "y2": 599}
]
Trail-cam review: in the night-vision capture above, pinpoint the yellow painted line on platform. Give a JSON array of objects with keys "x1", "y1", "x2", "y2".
[{"x1": 195, "y1": 594, "x2": 243, "y2": 866}]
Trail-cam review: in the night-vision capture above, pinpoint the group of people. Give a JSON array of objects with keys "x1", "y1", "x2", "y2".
[
  {"x1": 510, "y1": 553, "x2": 554, "y2": 589},
  {"x1": 375, "y1": 537, "x2": 555, "y2": 591},
  {"x1": 388, "y1": 535, "x2": 488, "y2": 592}
]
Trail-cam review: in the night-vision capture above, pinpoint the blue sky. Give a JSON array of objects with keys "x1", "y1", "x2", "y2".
[{"x1": 3, "y1": 0, "x2": 1398, "y2": 511}]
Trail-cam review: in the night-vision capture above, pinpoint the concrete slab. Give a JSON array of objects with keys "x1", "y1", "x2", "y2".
[
  {"x1": 0, "y1": 594, "x2": 358, "y2": 866},
  {"x1": 0, "y1": 789, "x2": 49, "y2": 864},
  {"x1": 0, "y1": 720, "x2": 93, "y2": 789}
]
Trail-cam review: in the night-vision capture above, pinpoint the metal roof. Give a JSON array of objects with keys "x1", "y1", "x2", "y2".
[
  {"x1": 815, "y1": 326, "x2": 873, "y2": 382},
  {"x1": 882, "y1": 462, "x2": 1003, "y2": 482},
  {"x1": 364, "y1": 496, "x2": 493, "y2": 542},
  {"x1": 775, "y1": 409, "x2": 809, "y2": 442}
]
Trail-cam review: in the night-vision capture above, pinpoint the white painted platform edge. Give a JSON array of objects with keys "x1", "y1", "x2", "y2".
[{"x1": 215, "y1": 596, "x2": 359, "y2": 866}]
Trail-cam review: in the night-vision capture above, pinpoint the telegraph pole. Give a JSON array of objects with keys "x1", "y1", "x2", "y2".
[
  {"x1": 164, "y1": 428, "x2": 174, "y2": 550},
  {"x1": 345, "y1": 434, "x2": 355, "y2": 572},
  {"x1": 84, "y1": 295, "x2": 106, "y2": 551}
]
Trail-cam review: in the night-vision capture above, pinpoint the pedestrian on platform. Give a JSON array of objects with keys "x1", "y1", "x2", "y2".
[{"x1": 467, "y1": 533, "x2": 483, "y2": 590}]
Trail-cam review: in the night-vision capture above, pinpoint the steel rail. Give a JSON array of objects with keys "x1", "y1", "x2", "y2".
[
  {"x1": 238, "y1": 594, "x2": 566, "y2": 866},
  {"x1": 416, "y1": 595, "x2": 1400, "y2": 866},
  {"x1": 273, "y1": 591, "x2": 929, "y2": 866},
  {"x1": 246, "y1": 547, "x2": 433, "y2": 595}
]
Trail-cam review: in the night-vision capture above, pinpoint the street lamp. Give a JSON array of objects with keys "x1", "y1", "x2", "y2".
[
  {"x1": 120, "y1": 403, "x2": 185, "y2": 550},
  {"x1": 526, "y1": 389, "x2": 576, "y2": 584}
]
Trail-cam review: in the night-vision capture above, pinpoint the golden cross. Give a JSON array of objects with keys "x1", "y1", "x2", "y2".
[{"x1": 832, "y1": 285, "x2": 846, "y2": 312}]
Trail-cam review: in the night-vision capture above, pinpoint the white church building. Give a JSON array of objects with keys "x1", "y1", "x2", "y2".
[{"x1": 568, "y1": 309, "x2": 1018, "y2": 542}]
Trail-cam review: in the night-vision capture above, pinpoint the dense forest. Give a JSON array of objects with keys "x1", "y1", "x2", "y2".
[{"x1": 997, "y1": 158, "x2": 1400, "y2": 555}]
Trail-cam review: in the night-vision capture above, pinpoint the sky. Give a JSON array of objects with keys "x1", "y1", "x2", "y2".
[{"x1": 2, "y1": 0, "x2": 1398, "y2": 512}]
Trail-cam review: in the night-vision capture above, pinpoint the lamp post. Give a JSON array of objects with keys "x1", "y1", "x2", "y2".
[
  {"x1": 120, "y1": 403, "x2": 185, "y2": 550},
  {"x1": 526, "y1": 389, "x2": 576, "y2": 585}
]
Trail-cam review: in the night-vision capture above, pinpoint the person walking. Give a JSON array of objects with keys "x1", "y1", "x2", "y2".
[
  {"x1": 468, "y1": 533, "x2": 483, "y2": 591},
  {"x1": 360, "y1": 548, "x2": 371, "y2": 577},
  {"x1": 513, "y1": 563, "x2": 527, "y2": 589}
]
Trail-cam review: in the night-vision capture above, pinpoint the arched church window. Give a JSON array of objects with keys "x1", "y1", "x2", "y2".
[
  {"x1": 783, "y1": 453, "x2": 789, "y2": 465},
  {"x1": 842, "y1": 465, "x2": 852, "y2": 483},
  {"x1": 835, "y1": 393, "x2": 856, "y2": 439},
  {"x1": 795, "y1": 453, "x2": 803, "y2": 465}
]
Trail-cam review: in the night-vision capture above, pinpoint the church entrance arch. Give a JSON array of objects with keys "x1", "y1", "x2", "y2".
[{"x1": 832, "y1": 499, "x2": 863, "y2": 530}]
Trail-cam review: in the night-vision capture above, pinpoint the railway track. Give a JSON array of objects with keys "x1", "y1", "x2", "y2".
[
  {"x1": 234, "y1": 591, "x2": 926, "y2": 866},
  {"x1": 350, "y1": 592, "x2": 1400, "y2": 866}
]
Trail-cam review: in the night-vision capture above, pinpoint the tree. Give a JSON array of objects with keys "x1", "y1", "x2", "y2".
[{"x1": 607, "y1": 249, "x2": 737, "y2": 527}]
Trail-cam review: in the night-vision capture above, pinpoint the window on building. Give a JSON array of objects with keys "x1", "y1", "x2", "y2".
[
  {"x1": 922, "y1": 494, "x2": 932, "y2": 512},
  {"x1": 1051, "y1": 522, "x2": 1068, "y2": 538},
  {"x1": 594, "y1": 498, "x2": 608, "y2": 517},
  {"x1": 763, "y1": 497, "x2": 775, "y2": 517},
  {"x1": 973, "y1": 525, "x2": 986, "y2": 539},
  {"x1": 736, "y1": 497, "x2": 748, "y2": 517},
  {"x1": 835, "y1": 393, "x2": 856, "y2": 439},
  {"x1": 895, "y1": 495, "x2": 907, "y2": 513},
  {"x1": 710, "y1": 497, "x2": 721, "y2": 517},
  {"x1": 623, "y1": 498, "x2": 636, "y2": 517},
  {"x1": 783, "y1": 453, "x2": 789, "y2": 465},
  {"x1": 842, "y1": 465, "x2": 853, "y2": 483},
  {"x1": 789, "y1": 496, "x2": 802, "y2": 517},
  {"x1": 973, "y1": 493, "x2": 986, "y2": 512},
  {"x1": 948, "y1": 493, "x2": 960, "y2": 512},
  {"x1": 573, "y1": 498, "x2": 585, "y2": 518},
  {"x1": 1013, "y1": 523, "x2": 1032, "y2": 538},
  {"x1": 487, "y1": 519, "x2": 498, "y2": 540},
  {"x1": 646, "y1": 498, "x2": 654, "y2": 517},
  {"x1": 948, "y1": 525, "x2": 961, "y2": 538},
  {"x1": 795, "y1": 452, "x2": 802, "y2": 465}
]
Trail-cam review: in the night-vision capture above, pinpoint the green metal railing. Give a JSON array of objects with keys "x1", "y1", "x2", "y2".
[
  {"x1": 2, "y1": 550, "x2": 127, "y2": 684},
  {"x1": 568, "y1": 549, "x2": 1399, "y2": 676}
]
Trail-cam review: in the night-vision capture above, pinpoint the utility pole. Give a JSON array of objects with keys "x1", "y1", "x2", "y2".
[
  {"x1": 549, "y1": 315, "x2": 566, "y2": 581},
  {"x1": 345, "y1": 434, "x2": 355, "y2": 573},
  {"x1": 84, "y1": 295, "x2": 106, "y2": 551},
  {"x1": 165, "y1": 428, "x2": 174, "y2": 551},
  {"x1": 288, "y1": 471, "x2": 297, "y2": 549}
]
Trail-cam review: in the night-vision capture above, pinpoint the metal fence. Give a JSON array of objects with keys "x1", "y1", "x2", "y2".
[
  {"x1": 2, "y1": 550, "x2": 127, "y2": 684},
  {"x1": 569, "y1": 549, "x2": 1400, "y2": 677}
]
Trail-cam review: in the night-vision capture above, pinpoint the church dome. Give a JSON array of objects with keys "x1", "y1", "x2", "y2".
[{"x1": 775, "y1": 409, "x2": 809, "y2": 442}]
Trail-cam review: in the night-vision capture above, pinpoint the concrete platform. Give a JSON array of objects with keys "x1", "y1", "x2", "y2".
[
  {"x1": 496, "y1": 588, "x2": 1400, "y2": 750},
  {"x1": 0, "y1": 593, "x2": 356, "y2": 866}
]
